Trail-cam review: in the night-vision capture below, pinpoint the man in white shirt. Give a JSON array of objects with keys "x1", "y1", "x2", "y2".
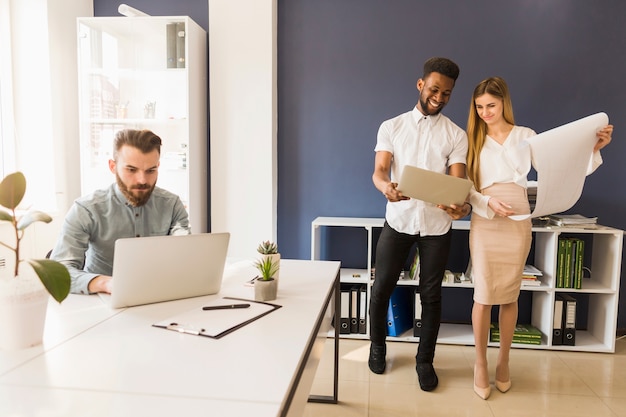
[{"x1": 370, "y1": 57, "x2": 471, "y2": 391}]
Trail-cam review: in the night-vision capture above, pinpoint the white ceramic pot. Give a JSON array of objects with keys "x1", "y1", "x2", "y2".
[
  {"x1": 0, "y1": 266, "x2": 49, "y2": 350},
  {"x1": 254, "y1": 277, "x2": 277, "y2": 302}
]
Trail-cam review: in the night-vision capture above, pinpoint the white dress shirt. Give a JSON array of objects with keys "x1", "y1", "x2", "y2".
[{"x1": 375, "y1": 107, "x2": 468, "y2": 236}]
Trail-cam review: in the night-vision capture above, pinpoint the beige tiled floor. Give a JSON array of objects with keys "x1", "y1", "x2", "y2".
[{"x1": 304, "y1": 336, "x2": 626, "y2": 417}]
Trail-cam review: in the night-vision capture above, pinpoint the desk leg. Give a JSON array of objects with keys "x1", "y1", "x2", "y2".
[{"x1": 308, "y1": 270, "x2": 339, "y2": 404}]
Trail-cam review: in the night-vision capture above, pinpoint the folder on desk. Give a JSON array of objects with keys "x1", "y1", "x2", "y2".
[
  {"x1": 340, "y1": 289, "x2": 350, "y2": 334},
  {"x1": 350, "y1": 286, "x2": 359, "y2": 333},
  {"x1": 560, "y1": 294, "x2": 577, "y2": 345},
  {"x1": 152, "y1": 297, "x2": 281, "y2": 339},
  {"x1": 413, "y1": 290, "x2": 422, "y2": 338},
  {"x1": 552, "y1": 295, "x2": 564, "y2": 345},
  {"x1": 358, "y1": 285, "x2": 367, "y2": 334}
]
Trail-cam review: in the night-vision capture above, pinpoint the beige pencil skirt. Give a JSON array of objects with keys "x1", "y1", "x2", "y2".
[{"x1": 470, "y1": 183, "x2": 532, "y2": 305}]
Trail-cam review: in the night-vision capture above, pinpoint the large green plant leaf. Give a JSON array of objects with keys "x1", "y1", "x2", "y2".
[
  {"x1": 0, "y1": 210, "x2": 13, "y2": 222},
  {"x1": 26, "y1": 259, "x2": 71, "y2": 303},
  {"x1": 0, "y1": 172, "x2": 26, "y2": 210}
]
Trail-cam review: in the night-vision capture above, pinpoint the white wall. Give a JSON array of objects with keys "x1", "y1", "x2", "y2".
[{"x1": 208, "y1": 0, "x2": 278, "y2": 260}]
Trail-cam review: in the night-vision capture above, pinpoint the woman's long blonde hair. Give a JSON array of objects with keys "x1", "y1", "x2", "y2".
[{"x1": 466, "y1": 77, "x2": 515, "y2": 191}]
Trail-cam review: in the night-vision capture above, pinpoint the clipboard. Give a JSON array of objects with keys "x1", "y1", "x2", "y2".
[
  {"x1": 152, "y1": 297, "x2": 282, "y2": 339},
  {"x1": 397, "y1": 165, "x2": 472, "y2": 206}
]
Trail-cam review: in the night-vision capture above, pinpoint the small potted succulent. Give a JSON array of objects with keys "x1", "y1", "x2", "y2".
[
  {"x1": 257, "y1": 240, "x2": 280, "y2": 283},
  {"x1": 0, "y1": 172, "x2": 71, "y2": 350},
  {"x1": 257, "y1": 240, "x2": 277, "y2": 255},
  {"x1": 254, "y1": 256, "x2": 279, "y2": 301}
]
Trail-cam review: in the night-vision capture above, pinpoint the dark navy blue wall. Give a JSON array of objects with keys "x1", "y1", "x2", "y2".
[
  {"x1": 94, "y1": 0, "x2": 626, "y2": 328},
  {"x1": 276, "y1": 0, "x2": 626, "y2": 328}
]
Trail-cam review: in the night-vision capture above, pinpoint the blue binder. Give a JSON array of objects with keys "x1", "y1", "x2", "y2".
[{"x1": 386, "y1": 286, "x2": 413, "y2": 337}]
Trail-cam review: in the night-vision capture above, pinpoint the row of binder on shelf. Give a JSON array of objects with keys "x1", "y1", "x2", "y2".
[
  {"x1": 338, "y1": 285, "x2": 423, "y2": 338},
  {"x1": 553, "y1": 294, "x2": 577, "y2": 345},
  {"x1": 557, "y1": 237, "x2": 586, "y2": 289},
  {"x1": 339, "y1": 284, "x2": 367, "y2": 334},
  {"x1": 488, "y1": 294, "x2": 578, "y2": 347}
]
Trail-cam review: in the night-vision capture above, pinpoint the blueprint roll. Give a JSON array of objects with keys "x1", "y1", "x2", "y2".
[{"x1": 526, "y1": 112, "x2": 609, "y2": 218}]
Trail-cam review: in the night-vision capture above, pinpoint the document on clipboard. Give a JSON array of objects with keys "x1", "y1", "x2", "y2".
[
  {"x1": 397, "y1": 165, "x2": 472, "y2": 206},
  {"x1": 152, "y1": 297, "x2": 281, "y2": 339}
]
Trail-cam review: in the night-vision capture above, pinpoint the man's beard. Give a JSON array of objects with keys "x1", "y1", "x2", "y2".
[
  {"x1": 418, "y1": 94, "x2": 444, "y2": 116},
  {"x1": 116, "y1": 174, "x2": 155, "y2": 207}
]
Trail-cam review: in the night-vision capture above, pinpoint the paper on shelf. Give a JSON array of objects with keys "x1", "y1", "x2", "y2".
[{"x1": 523, "y1": 264, "x2": 543, "y2": 276}]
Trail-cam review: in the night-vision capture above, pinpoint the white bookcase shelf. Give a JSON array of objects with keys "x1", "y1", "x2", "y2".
[
  {"x1": 311, "y1": 216, "x2": 624, "y2": 353},
  {"x1": 77, "y1": 16, "x2": 207, "y2": 232}
]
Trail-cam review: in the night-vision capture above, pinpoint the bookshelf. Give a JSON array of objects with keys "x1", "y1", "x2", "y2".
[
  {"x1": 311, "y1": 216, "x2": 624, "y2": 352},
  {"x1": 76, "y1": 16, "x2": 207, "y2": 232}
]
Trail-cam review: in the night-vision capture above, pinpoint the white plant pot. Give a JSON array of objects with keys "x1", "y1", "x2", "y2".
[
  {"x1": 254, "y1": 278, "x2": 277, "y2": 302},
  {"x1": 0, "y1": 267, "x2": 49, "y2": 350}
]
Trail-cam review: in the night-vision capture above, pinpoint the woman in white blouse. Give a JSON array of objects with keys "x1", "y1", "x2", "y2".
[{"x1": 465, "y1": 76, "x2": 612, "y2": 400}]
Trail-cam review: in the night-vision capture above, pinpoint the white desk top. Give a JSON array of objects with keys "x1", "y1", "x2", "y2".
[{"x1": 0, "y1": 259, "x2": 340, "y2": 417}]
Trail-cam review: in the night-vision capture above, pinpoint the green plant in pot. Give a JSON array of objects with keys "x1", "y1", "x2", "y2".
[
  {"x1": 0, "y1": 171, "x2": 71, "y2": 349},
  {"x1": 255, "y1": 256, "x2": 279, "y2": 281},
  {"x1": 257, "y1": 240, "x2": 280, "y2": 283},
  {"x1": 254, "y1": 256, "x2": 279, "y2": 302}
]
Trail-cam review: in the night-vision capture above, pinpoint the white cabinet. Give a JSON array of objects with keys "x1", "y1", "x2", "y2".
[
  {"x1": 77, "y1": 16, "x2": 207, "y2": 232},
  {"x1": 311, "y1": 217, "x2": 624, "y2": 353}
]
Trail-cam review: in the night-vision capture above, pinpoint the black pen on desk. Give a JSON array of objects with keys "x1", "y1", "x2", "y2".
[{"x1": 202, "y1": 303, "x2": 250, "y2": 311}]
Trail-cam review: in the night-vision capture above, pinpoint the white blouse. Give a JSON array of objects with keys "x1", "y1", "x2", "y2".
[
  {"x1": 479, "y1": 125, "x2": 536, "y2": 190},
  {"x1": 468, "y1": 125, "x2": 535, "y2": 219}
]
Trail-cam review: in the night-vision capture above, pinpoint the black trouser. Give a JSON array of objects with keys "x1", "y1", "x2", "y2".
[{"x1": 369, "y1": 222, "x2": 451, "y2": 364}]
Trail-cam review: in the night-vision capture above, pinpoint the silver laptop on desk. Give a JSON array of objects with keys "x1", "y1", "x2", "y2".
[{"x1": 99, "y1": 232, "x2": 230, "y2": 309}]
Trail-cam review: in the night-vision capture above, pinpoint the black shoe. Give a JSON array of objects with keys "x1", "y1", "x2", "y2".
[
  {"x1": 415, "y1": 362, "x2": 438, "y2": 391},
  {"x1": 368, "y1": 343, "x2": 386, "y2": 374}
]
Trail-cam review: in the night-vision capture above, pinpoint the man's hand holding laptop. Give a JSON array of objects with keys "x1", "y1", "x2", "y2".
[
  {"x1": 437, "y1": 202, "x2": 472, "y2": 220},
  {"x1": 381, "y1": 182, "x2": 410, "y2": 202}
]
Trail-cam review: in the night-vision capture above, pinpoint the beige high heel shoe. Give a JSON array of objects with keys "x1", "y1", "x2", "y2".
[
  {"x1": 495, "y1": 365, "x2": 511, "y2": 393},
  {"x1": 495, "y1": 379, "x2": 511, "y2": 393},
  {"x1": 473, "y1": 365, "x2": 491, "y2": 400}
]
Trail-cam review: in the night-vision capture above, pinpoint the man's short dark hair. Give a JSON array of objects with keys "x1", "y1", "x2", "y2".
[
  {"x1": 423, "y1": 57, "x2": 460, "y2": 82},
  {"x1": 113, "y1": 129, "x2": 162, "y2": 160}
]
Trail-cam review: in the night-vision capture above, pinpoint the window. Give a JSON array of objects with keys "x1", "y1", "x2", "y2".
[
  {"x1": 0, "y1": 0, "x2": 58, "y2": 212},
  {"x1": 0, "y1": 0, "x2": 16, "y2": 178}
]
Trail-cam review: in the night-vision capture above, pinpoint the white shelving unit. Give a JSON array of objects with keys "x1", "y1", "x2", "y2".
[
  {"x1": 77, "y1": 16, "x2": 207, "y2": 232},
  {"x1": 311, "y1": 216, "x2": 624, "y2": 353}
]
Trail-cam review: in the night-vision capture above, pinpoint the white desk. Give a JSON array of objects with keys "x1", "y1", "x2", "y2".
[{"x1": 0, "y1": 259, "x2": 340, "y2": 417}]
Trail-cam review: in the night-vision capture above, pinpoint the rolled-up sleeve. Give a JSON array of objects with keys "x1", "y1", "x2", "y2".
[{"x1": 50, "y1": 203, "x2": 100, "y2": 294}]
